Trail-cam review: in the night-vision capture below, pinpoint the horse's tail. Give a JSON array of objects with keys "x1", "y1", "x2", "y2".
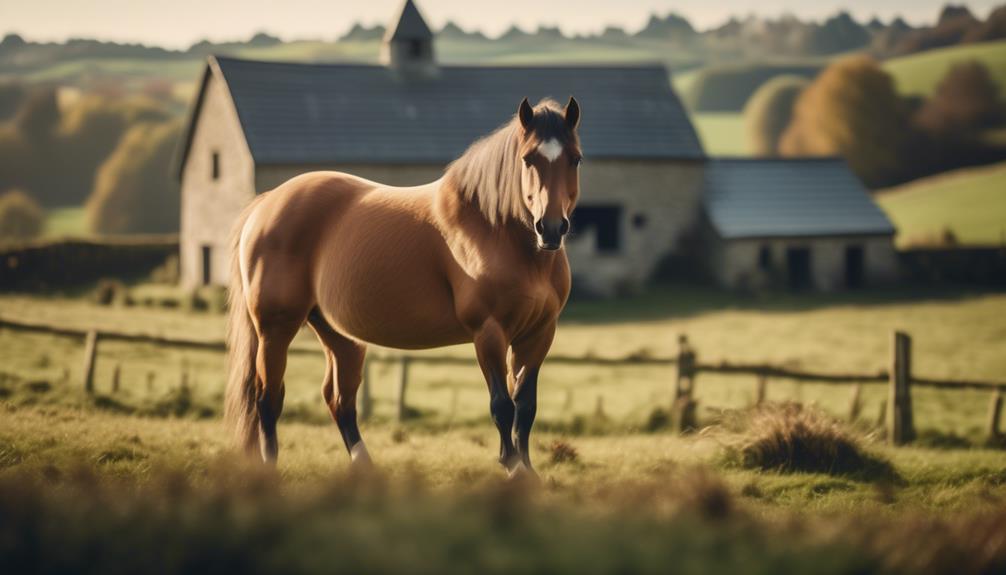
[{"x1": 224, "y1": 197, "x2": 264, "y2": 455}]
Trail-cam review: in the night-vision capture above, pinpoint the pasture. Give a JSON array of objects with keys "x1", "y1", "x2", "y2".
[
  {"x1": 876, "y1": 161, "x2": 1006, "y2": 247},
  {"x1": 2, "y1": 285, "x2": 1006, "y2": 572},
  {"x1": 6, "y1": 196, "x2": 998, "y2": 563},
  {"x1": 883, "y1": 39, "x2": 1006, "y2": 97}
]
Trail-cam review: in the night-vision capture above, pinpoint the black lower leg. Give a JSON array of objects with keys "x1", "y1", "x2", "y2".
[
  {"x1": 335, "y1": 402, "x2": 363, "y2": 452},
  {"x1": 257, "y1": 387, "x2": 284, "y2": 462},
  {"x1": 488, "y1": 372, "x2": 517, "y2": 468},
  {"x1": 513, "y1": 368, "x2": 539, "y2": 467}
]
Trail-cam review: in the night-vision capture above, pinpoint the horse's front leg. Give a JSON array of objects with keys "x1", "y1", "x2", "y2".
[
  {"x1": 473, "y1": 321, "x2": 519, "y2": 472},
  {"x1": 509, "y1": 322, "x2": 556, "y2": 476}
]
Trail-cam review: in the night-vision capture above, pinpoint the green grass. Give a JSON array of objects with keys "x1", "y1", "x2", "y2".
[
  {"x1": 1, "y1": 287, "x2": 1004, "y2": 440},
  {"x1": 690, "y1": 112, "x2": 749, "y2": 156},
  {"x1": 2, "y1": 288, "x2": 1006, "y2": 572},
  {"x1": 42, "y1": 206, "x2": 89, "y2": 239},
  {"x1": 884, "y1": 40, "x2": 1006, "y2": 97},
  {"x1": 876, "y1": 161, "x2": 1006, "y2": 247}
]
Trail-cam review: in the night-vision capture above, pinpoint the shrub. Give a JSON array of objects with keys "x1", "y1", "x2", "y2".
[
  {"x1": 0, "y1": 189, "x2": 43, "y2": 240},
  {"x1": 720, "y1": 402, "x2": 896, "y2": 480},
  {"x1": 86, "y1": 120, "x2": 182, "y2": 234},
  {"x1": 744, "y1": 75, "x2": 809, "y2": 156}
]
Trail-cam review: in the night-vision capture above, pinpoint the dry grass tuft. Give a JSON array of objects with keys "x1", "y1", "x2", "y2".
[
  {"x1": 718, "y1": 402, "x2": 897, "y2": 480},
  {"x1": 547, "y1": 439, "x2": 579, "y2": 464}
]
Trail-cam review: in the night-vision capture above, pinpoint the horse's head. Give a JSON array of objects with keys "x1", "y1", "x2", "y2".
[{"x1": 516, "y1": 97, "x2": 581, "y2": 251}]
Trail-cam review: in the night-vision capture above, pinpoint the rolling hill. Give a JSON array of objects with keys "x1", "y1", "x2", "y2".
[
  {"x1": 883, "y1": 39, "x2": 1006, "y2": 96},
  {"x1": 875, "y1": 161, "x2": 1006, "y2": 247}
]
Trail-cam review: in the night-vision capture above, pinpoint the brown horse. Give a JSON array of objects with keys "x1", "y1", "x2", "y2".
[{"x1": 225, "y1": 97, "x2": 581, "y2": 476}]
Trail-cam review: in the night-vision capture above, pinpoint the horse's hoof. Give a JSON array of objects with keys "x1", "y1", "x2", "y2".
[
  {"x1": 506, "y1": 461, "x2": 540, "y2": 485},
  {"x1": 349, "y1": 442, "x2": 374, "y2": 471}
]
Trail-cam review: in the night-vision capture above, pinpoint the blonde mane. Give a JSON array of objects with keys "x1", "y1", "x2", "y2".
[{"x1": 445, "y1": 99, "x2": 567, "y2": 227}]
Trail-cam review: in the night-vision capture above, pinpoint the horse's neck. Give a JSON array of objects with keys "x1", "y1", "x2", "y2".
[{"x1": 434, "y1": 178, "x2": 538, "y2": 260}]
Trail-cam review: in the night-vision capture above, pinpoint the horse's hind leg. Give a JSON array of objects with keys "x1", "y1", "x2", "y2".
[
  {"x1": 308, "y1": 309, "x2": 370, "y2": 466},
  {"x1": 254, "y1": 316, "x2": 301, "y2": 464}
]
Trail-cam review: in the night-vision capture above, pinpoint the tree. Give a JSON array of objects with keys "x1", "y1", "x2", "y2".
[
  {"x1": 86, "y1": 121, "x2": 182, "y2": 234},
  {"x1": 744, "y1": 75, "x2": 809, "y2": 156},
  {"x1": 914, "y1": 60, "x2": 1002, "y2": 136},
  {"x1": 0, "y1": 189, "x2": 44, "y2": 240},
  {"x1": 779, "y1": 55, "x2": 913, "y2": 188}
]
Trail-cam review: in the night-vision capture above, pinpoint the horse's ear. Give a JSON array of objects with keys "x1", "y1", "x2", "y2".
[
  {"x1": 564, "y1": 96, "x2": 580, "y2": 130},
  {"x1": 518, "y1": 98, "x2": 534, "y2": 130}
]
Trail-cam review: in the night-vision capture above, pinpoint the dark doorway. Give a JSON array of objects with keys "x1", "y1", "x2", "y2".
[
  {"x1": 201, "y1": 245, "x2": 212, "y2": 286},
  {"x1": 570, "y1": 205, "x2": 622, "y2": 253},
  {"x1": 785, "y1": 247, "x2": 812, "y2": 290},
  {"x1": 845, "y1": 245, "x2": 865, "y2": 289}
]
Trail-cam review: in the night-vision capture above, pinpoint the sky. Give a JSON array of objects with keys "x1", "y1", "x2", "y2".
[{"x1": 1, "y1": 0, "x2": 1001, "y2": 49}]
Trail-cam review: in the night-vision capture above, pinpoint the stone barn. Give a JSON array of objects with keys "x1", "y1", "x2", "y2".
[
  {"x1": 702, "y1": 158, "x2": 898, "y2": 291},
  {"x1": 176, "y1": 0, "x2": 705, "y2": 295}
]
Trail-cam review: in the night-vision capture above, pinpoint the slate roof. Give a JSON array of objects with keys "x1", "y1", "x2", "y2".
[
  {"x1": 703, "y1": 158, "x2": 895, "y2": 239},
  {"x1": 178, "y1": 56, "x2": 703, "y2": 172},
  {"x1": 386, "y1": 0, "x2": 432, "y2": 40}
]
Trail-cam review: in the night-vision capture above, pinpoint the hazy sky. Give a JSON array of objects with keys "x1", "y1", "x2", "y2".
[{"x1": 1, "y1": 0, "x2": 1001, "y2": 48}]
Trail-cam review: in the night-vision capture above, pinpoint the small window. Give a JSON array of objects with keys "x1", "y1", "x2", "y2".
[
  {"x1": 201, "y1": 245, "x2": 212, "y2": 286},
  {"x1": 408, "y1": 39, "x2": 423, "y2": 57},
  {"x1": 571, "y1": 205, "x2": 622, "y2": 253},
  {"x1": 211, "y1": 151, "x2": 220, "y2": 180},
  {"x1": 757, "y1": 245, "x2": 772, "y2": 271}
]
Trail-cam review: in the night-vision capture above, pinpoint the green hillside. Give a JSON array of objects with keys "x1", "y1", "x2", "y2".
[
  {"x1": 876, "y1": 161, "x2": 1006, "y2": 247},
  {"x1": 884, "y1": 40, "x2": 1006, "y2": 97}
]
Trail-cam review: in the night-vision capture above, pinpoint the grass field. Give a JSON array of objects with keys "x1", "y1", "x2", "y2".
[
  {"x1": 2, "y1": 286, "x2": 1005, "y2": 572},
  {"x1": 876, "y1": 161, "x2": 1006, "y2": 247},
  {"x1": 884, "y1": 39, "x2": 1006, "y2": 97},
  {"x1": 41, "y1": 206, "x2": 89, "y2": 239},
  {"x1": 690, "y1": 112, "x2": 748, "y2": 156}
]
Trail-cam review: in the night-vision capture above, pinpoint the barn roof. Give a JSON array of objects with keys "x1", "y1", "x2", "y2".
[
  {"x1": 702, "y1": 158, "x2": 895, "y2": 239},
  {"x1": 178, "y1": 55, "x2": 702, "y2": 172}
]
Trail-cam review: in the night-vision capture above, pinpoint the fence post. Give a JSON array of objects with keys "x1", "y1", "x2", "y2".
[
  {"x1": 82, "y1": 330, "x2": 99, "y2": 394},
  {"x1": 888, "y1": 331, "x2": 915, "y2": 445},
  {"x1": 988, "y1": 390, "x2": 1003, "y2": 440},
  {"x1": 754, "y1": 374, "x2": 767, "y2": 406},
  {"x1": 359, "y1": 357, "x2": 372, "y2": 421},
  {"x1": 848, "y1": 383, "x2": 863, "y2": 422},
  {"x1": 397, "y1": 356, "x2": 411, "y2": 422},
  {"x1": 111, "y1": 363, "x2": 121, "y2": 394},
  {"x1": 675, "y1": 334, "x2": 696, "y2": 400}
]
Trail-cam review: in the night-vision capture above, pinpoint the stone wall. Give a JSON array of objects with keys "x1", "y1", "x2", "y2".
[{"x1": 712, "y1": 235, "x2": 900, "y2": 291}]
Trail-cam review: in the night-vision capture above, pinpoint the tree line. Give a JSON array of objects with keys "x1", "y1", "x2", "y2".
[
  {"x1": 0, "y1": 85, "x2": 181, "y2": 241},
  {"x1": 746, "y1": 57, "x2": 1006, "y2": 188}
]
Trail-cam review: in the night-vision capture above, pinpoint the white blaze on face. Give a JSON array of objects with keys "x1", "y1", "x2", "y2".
[{"x1": 538, "y1": 138, "x2": 563, "y2": 162}]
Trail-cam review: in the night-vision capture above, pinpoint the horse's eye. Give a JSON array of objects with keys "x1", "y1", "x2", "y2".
[
  {"x1": 522, "y1": 154, "x2": 533, "y2": 167},
  {"x1": 572, "y1": 156, "x2": 582, "y2": 167}
]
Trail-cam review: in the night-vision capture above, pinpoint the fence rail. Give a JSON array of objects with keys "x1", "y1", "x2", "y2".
[{"x1": 1, "y1": 314, "x2": 1003, "y2": 441}]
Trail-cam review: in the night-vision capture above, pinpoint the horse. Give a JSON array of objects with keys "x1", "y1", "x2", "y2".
[{"x1": 225, "y1": 96, "x2": 581, "y2": 477}]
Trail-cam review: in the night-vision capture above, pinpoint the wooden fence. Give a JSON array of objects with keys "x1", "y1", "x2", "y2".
[{"x1": 1, "y1": 315, "x2": 1003, "y2": 443}]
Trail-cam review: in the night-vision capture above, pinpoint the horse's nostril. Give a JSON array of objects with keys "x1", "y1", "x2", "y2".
[
  {"x1": 535, "y1": 220, "x2": 545, "y2": 234},
  {"x1": 559, "y1": 218, "x2": 570, "y2": 235}
]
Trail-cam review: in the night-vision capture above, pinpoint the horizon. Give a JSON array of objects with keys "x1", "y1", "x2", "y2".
[{"x1": 1, "y1": 0, "x2": 1002, "y2": 49}]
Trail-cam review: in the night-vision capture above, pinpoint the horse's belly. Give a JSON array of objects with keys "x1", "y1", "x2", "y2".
[{"x1": 315, "y1": 234, "x2": 470, "y2": 350}]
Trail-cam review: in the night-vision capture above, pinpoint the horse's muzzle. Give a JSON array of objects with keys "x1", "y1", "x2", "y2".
[{"x1": 535, "y1": 217, "x2": 569, "y2": 251}]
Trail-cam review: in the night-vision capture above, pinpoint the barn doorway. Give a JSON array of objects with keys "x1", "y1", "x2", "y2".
[
  {"x1": 845, "y1": 245, "x2": 864, "y2": 289},
  {"x1": 570, "y1": 205, "x2": 622, "y2": 253},
  {"x1": 201, "y1": 245, "x2": 212, "y2": 286},
  {"x1": 785, "y1": 247, "x2": 812, "y2": 290}
]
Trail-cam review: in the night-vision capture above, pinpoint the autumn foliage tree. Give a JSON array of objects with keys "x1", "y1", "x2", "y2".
[
  {"x1": 779, "y1": 55, "x2": 913, "y2": 188},
  {"x1": 913, "y1": 60, "x2": 1002, "y2": 136},
  {"x1": 744, "y1": 75, "x2": 809, "y2": 156},
  {"x1": 86, "y1": 121, "x2": 182, "y2": 234}
]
